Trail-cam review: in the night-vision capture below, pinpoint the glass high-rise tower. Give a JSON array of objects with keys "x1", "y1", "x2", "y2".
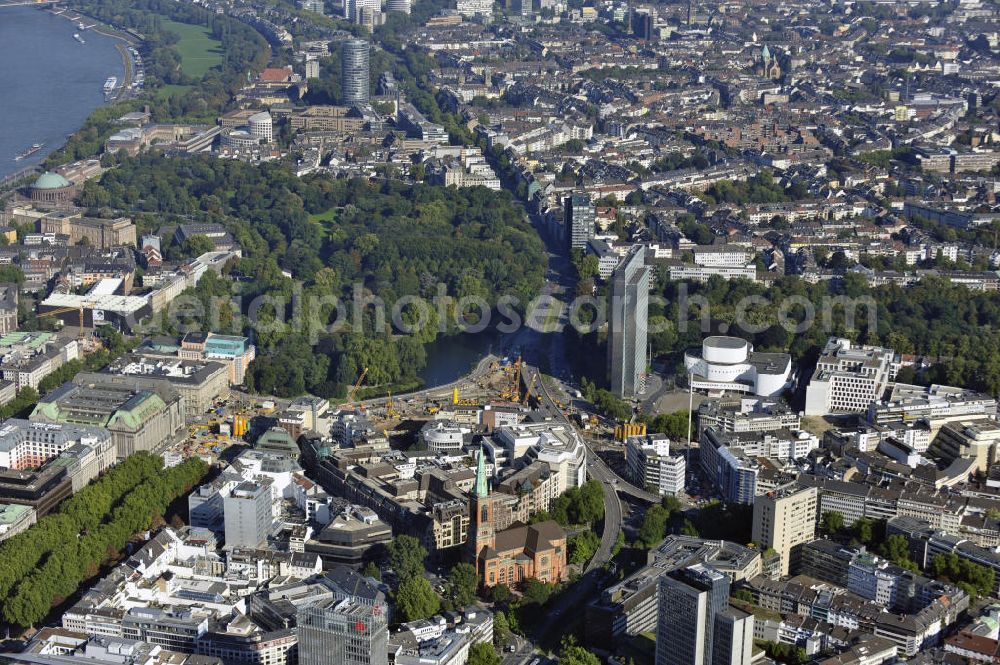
[
  {"x1": 656, "y1": 564, "x2": 753, "y2": 665},
  {"x1": 298, "y1": 594, "x2": 388, "y2": 665},
  {"x1": 608, "y1": 245, "x2": 650, "y2": 398},
  {"x1": 341, "y1": 39, "x2": 371, "y2": 106}
]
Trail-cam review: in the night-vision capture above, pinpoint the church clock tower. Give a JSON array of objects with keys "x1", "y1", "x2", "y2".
[{"x1": 468, "y1": 446, "x2": 495, "y2": 564}]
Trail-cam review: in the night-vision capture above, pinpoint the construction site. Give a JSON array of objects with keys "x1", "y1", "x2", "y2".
[
  {"x1": 366, "y1": 355, "x2": 543, "y2": 418},
  {"x1": 160, "y1": 353, "x2": 597, "y2": 462}
]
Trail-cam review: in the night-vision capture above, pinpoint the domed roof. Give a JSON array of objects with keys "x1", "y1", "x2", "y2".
[{"x1": 33, "y1": 172, "x2": 72, "y2": 190}]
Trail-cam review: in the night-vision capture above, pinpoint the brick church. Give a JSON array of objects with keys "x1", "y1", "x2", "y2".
[{"x1": 468, "y1": 447, "x2": 568, "y2": 588}]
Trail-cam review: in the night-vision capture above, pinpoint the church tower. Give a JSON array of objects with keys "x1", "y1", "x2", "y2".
[{"x1": 468, "y1": 446, "x2": 495, "y2": 565}]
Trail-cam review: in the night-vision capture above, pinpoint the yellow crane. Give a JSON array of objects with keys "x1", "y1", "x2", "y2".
[
  {"x1": 523, "y1": 372, "x2": 538, "y2": 406},
  {"x1": 37, "y1": 303, "x2": 89, "y2": 339},
  {"x1": 508, "y1": 356, "x2": 523, "y2": 403},
  {"x1": 385, "y1": 389, "x2": 399, "y2": 419},
  {"x1": 343, "y1": 367, "x2": 369, "y2": 407}
]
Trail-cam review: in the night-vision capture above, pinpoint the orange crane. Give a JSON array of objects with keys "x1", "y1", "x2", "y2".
[{"x1": 37, "y1": 303, "x2": 88, "y2": 339}]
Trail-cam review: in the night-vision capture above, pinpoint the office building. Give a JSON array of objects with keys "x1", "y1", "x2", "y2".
[
  {"x1": 306, "y1": 505, "x2": 393, "y2": 568},
  {"x1": 30, "y1": 373, "x2": 185, "y2": 458},
  {"x1": 930, "y1": 417, "x2": 1000, "y2": 474},
  {"x1": 625, "y1": 433, "x2": 685, "y2": 496},
  {"x1": 697, "y1": 398, "x2": 800, "y2": 435},
  {"x1": 586, "y1": 537, "x2": 760, "y2": 645},
  {"x1": 176, "y1": 332, "x2": 256, "y2": 385},
  {"x1": 564, "y1": 192, "x2": 595, "y2": 251},
  {"x1": 867, "y1": 383, "x2": 997, "y2": 427},
  {"x1": 104, "y1": 354, "x2": 229, "y2": 419},
  {"x1": 224, "y1": 482, "x2": 272, "y2": 549},
  {"x1": 298, "y1": 594, "x2": 388, "y2": 665},
  {"x1": 633, "y1": 10, "x2": 653, "y2": 40},
  {"x1": 38, "y1": 211, "x2": 137, "y2": 248},
  {"x1": 752, "y1": 483, "x2": 817, "y2": 577},
  {"x1": 386, "y1": 0, "x2": 411, "y2": 12},
  {"x1": 341, "y1": 40, "x2": 371, "y2": 106},
  {"x1": 0, "y1": 502, "x2": 35, "y2": 542},
  {"x1": 456, "y1": 0, "x2": 493, "y2": 18},
  {"x1": 0, "y1": 419, "x2": 114, "y2": 473},
  {"x1": 607, "y1": 246, "x2": 651, "y2": 398},
  {"x1": 0, "y1": 285, "x2": 17, "y2": 336},
  {"x1": 699, "y1": 427, "x2": 760, "y2": 505},
  {"x1": 684, "y1": 337, "x2": 793, "y2": 398},
  {"x1": 805, "y1": 338, "x2": 899, "y2": 416},
  {"x1": 656, "y1": 564, "x2": 753, "y2": 665}
]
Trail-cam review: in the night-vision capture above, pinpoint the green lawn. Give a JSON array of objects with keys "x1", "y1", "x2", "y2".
[
  {"x1": 309, "y1": 209, "x2": 337, "y2": 224},
  {"x1": 309, "y1": 208, "x2": 339, "y2": 236},
  {"x1": 156, "y1": 84, "x2": 194, "y2": 99},
  {"x1": 161, "y1": 19, "x2": 223, "y2": 78}
]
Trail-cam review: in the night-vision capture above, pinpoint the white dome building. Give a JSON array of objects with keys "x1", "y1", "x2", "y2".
[{"x1": 684, "y1": 336, "x2": 792, "y2": 397}]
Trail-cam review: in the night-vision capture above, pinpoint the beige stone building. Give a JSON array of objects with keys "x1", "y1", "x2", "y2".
[{"x1": 752, "y1": 483, "x2": 817, "y2": 576}]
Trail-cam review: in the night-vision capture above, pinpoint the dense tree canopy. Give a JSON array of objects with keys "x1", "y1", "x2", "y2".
[
  {"x1": 387, "y1": 535, "x2": 428, "y2": 581},
  {"x1": 0, "y1": 455, "x2": 207, "y2": 627},
  {"x1": 82, "y1": 155, "x2": 545, "y2": 397}
]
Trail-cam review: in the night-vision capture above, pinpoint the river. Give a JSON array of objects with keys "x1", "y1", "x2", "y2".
[{"x1": 0, "y1": 7, "x2": 124, "y2": 178}]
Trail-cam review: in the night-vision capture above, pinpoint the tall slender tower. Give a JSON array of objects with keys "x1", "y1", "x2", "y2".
[
  {"x1": 468, "y1": 446, "x2": 495, "y2": 567},
  {"x1": 341, "y1": 39, "x2": 371, "y2": 106},
  {"x1": 608, "y1": 246, "x2": 651, "y2": 398}
]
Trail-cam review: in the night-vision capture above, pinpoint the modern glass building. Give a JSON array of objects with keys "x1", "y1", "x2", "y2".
[
  {"x1": 564, "y1": 192, "x2": 595, "y2": 251},
  {"x1": 608, "y1": 246, "x2": 650, "y2": 398},
  {"x1": 341, "y1": 39, "x2": 371, "y2": 106},
  {"x1": 298, "y1": 594, "x2": 388, "y2": 665},
  {"x1": 656, "y1": 564, "x2": 753, "y2": 665}
]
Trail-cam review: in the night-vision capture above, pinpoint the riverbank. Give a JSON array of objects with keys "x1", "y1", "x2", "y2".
[{"x1": 48, "y1": 6, "x2": 139, "y2": 99}]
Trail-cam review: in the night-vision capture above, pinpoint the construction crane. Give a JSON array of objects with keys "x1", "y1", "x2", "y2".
[
  {"x1": 37, "y1": 303, "x2": 89, "y2": 339},
  {"x1": 340, "y1": 367, "x2": 369, "y2": 409},
  {"x1": 385, "y1": 390, "x2": 399, "y2": 420},
  {"x1": 509, "y1": 356, "x2": 523, "y2": 403},
  {"x1": 523, "y1": 372, "x2": 538, "y2": 406}
]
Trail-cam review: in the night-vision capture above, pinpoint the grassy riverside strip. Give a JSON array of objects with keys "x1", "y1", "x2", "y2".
[{"x1": 0, "y1": 455, "x2": 209, "y2": 628}]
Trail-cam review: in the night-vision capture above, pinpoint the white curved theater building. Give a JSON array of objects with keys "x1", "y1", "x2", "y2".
[{"x1": 684, "y1": 336, "x2": 792, "y2": 397}]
